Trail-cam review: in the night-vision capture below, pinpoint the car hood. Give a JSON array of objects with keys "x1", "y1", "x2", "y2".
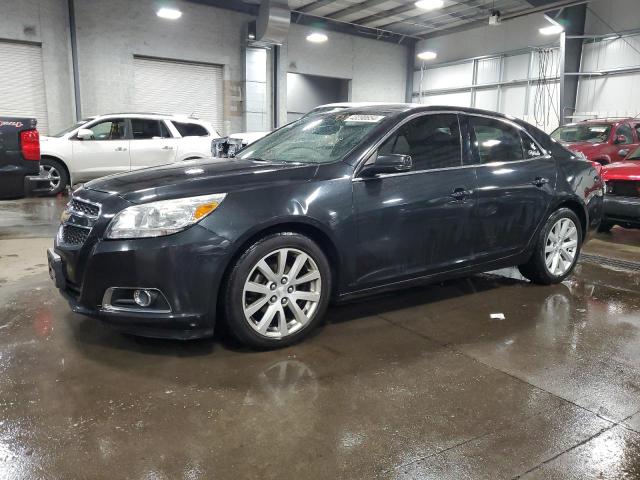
[
  {"x1": 601, "y1": 161, "x2": 640, "y2": 181},
  {"x1": 85, "y1": 158, "x2": 319, "y2": 203},
  {"x1": 561, "y1": 141, "x2": 604, "y2": 154}
]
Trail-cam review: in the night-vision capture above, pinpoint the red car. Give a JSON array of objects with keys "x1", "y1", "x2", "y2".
[
  {"x1": 599, "y1": 146, "x2": 640, "y2": 232},
  {"x1": 551, "y1": 118, "x2": 640, "y2": 165}
]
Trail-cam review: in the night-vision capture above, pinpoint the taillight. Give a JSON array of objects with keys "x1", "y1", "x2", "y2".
[{"x1": 20, "y1": 129, "x2": 40, "y2": 161}]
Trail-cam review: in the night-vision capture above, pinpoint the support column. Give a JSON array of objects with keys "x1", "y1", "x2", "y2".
[{"x1": 557, "y1": 4, "x2": 586, "y2": 125}]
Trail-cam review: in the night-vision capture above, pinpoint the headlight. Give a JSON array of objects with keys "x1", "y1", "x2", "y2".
[{"x1": 105, "y1": 193, "x2": 226, "y2": 239}]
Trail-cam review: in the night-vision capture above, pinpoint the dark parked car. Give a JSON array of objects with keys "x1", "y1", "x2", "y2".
[
  {"x1": 48, "y1": 105, "x2": 603, "y2": 348},
  {"x1": 599, "y1": 146, "x2": 640, "y2": 232},
  {"x1": 0, "y1": 116, "x2": 48, "y2": 199}
]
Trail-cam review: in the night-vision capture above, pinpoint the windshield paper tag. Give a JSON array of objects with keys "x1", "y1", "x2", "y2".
[{"x1": 344, "y1": 115, "x2": 385, "y2": 123}]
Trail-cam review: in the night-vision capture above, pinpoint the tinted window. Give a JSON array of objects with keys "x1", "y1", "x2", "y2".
[
  {"x1": 173, "y1": 122, "x2": 209, "y2": 137},
  {"x1": 378, "y1": 114, "x2": 461, "y2": 171},
  {"x1": 131, "y1": 119, "x2": 162, "y2": 140},
  {"x1": 521, "y1": 132, "x2": 543, "y2": 158},
  {"x1": 159, "y1": 121, "x2": 172, "y2": 138},
  {"x1": 88, "y1": 119, "x2": 126, "y2": 140},
  {"x1": 550, "y1": 123, "x2": 611, "y2": 143},
  {"x1": 616, "y1": 124, "x2": 633, "y2": 145},
  {"x1": 469, "y1": 116, "x2": 524, "y2": 163}
]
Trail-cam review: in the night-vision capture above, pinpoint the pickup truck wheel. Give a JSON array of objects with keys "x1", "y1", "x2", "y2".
[
  {"x1": 40, "y1": 158, "x2": 68, "y2": 195},
  {"x1": 518, "y1": 208, "x2": 582, "y2": 285},
  {"x1": 223, "y1": 233, "x2": 331, "y2": 349}
]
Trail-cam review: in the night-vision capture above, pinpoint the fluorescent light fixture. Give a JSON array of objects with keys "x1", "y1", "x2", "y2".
[
  {"x1": 417, "y1": 50, "x2": 437, "y2": 61},
  {"x1": 539, "y1": 24, "x2": 563, "y2": 35},
  {"x1": 157, "y1": 7, "x2": 182, "y2": 19},
  {"x1": 415, "y1": 0, "x2": 444, "y2": 10},
  {"x1": 306, "y1": 32, "x2": 328, "y2": 43}
]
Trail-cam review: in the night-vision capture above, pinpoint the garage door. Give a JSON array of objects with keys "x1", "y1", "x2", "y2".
[
  {"x1": 0, "y1": 41, "x2": 49, "y2": 134},
  {"x1": 133, "y1": 57, "x2": 224, "y2": 133}
]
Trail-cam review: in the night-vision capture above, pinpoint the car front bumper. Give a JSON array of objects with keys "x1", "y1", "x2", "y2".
[
  {"x1": 603, "y1": 195, "x2": 640, "y2": 227},
  {"x1": 49, "y1": 224, "x2": 233, "y2": 339}
]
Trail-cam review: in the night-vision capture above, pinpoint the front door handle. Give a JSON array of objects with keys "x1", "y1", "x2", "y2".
[
  {"x1": 532, "y1": 177, "x2": 549, "y2": 187},
  {"x1": 114, "y1": 147, "x2": 128, "y2": 152},
  {"x1": 450, "y1": 188, "x2": 471, "y2": 201},
  {"x1": 162, "y1": 145, "x2": 174, "y2": 150}
]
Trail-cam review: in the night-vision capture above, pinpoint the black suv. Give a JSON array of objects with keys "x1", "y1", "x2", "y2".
[{"x1": 49, "y1": 105, "x2": 603, "y2": 348}]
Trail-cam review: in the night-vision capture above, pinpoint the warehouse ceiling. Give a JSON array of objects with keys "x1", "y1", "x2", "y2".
[{"x1": 191, "y1": 0, "x2": 582, "y2": 41}]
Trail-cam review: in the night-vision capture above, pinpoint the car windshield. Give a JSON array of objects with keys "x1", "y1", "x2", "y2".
[
  {"x1": 550, "y1": 124, "x2": 611, "y2": 143},
  {"x1": 51, "y1": 118, "x2": 93, "y2": 137},
  {"x1": 237, "y1": 112, "x2": 386, "y2": 164}
]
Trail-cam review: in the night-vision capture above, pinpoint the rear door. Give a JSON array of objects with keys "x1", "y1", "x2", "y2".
[
  {"x1": 71, "y1": 118, "x2": 129, "y2": 182},
  {"x1": 353, "y1": 113, "x2": 477, "y2": 287},
  {"x1": 462, "y1": 114, "x2": 556, "y2": 262},
  {"x1": 128, "y1": 118, "x2": 178, "y2": 170}
]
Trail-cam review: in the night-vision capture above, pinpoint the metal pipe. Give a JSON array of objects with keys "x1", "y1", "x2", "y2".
[
  {"x1": 68, "y1": 0, "x2": 81, "y2": 121},
  {"x1": 559, "y1": 31, "x2": 566, "y2": 125}
]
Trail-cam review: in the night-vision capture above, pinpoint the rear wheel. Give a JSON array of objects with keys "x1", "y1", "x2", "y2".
[
  {"x1": 223, "y1": 233, "x2": 331, "y2": 349},
  {"x1": 40, "y1": 158, "x2": 69, "y2": 195},
  {"x1": 519, "y1": 208, "x2": 582, "y2": 285}
]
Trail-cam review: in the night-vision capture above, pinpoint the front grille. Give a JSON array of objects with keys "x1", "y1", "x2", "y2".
[
  {"x1": 61, "y1": 225, "x2": 90, "y2": 245},
  {"x1": 70, "y1": 198, "x2": 100, "y2": 217},
  {"x1": 607, "y1": 180, "x2": 640, "y2": 197}
]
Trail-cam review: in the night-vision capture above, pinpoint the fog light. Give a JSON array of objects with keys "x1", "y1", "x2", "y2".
[{"x1": 133, "y1": 289, "x2": 153, "y2": 307}]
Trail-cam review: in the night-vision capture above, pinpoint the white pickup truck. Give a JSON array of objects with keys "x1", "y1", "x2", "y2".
[{"x1": 40, "y1": 113, "x2": 219, "y2": 194}]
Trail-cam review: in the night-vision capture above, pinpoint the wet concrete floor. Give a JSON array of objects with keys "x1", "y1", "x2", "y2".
[{"x1": 1, "y1": 196, "x2": 640, "y2": 479}]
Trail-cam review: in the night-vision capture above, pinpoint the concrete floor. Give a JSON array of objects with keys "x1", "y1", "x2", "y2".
[{"x1": 1, "y1": 196, "x2": 640, "y2": 479}]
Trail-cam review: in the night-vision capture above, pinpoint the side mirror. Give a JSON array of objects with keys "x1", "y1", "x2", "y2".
[
  {"x1": 615, "y1": 135, "x2": 628, "y2": 144},
  {"x1": 618, "y1": 149, "x2": 630, "y2": 158},
  {"x1": 77, "y1": 128, "x2": 94, "y2": 140},
  {"x1": 360, "y1": 154, "x2": 412, "y2": 177}
]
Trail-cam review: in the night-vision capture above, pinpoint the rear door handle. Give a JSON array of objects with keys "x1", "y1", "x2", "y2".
[
  {"x1": 114, "y1": 147, "x2": 127, "y2": 152},
  {"x1": 162, "y1": 145, "x2": 174, "y2": 150},
  {"x1": 532, "y1": 177, "x2": 549, "y2": 187},
  {"x1": 450, "y1": 188, "x2": 471, "y2": 201}
]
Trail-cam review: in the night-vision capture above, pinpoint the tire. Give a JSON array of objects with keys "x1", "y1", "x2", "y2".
[
  {"x1": 40, "y1": 158, "x2": 69, "y2": 196},
  {"x1": 598, "y1": 221, "x2": 613, "y2": 233},
  {"x1": 518, "y1": 208, "x2": 583, "y2": 285},
  {"x1": 223, "y1": 232, "x2": 331, "y2": 349}
]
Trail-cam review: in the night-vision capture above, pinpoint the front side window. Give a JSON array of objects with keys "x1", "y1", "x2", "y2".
[
  {"x1": 237, "y1": 112, "x2": 386, "y2": 164},
  {"x1": 88, "y1": 119, "x2": 126, "y2": 140},
  {"x1": 377, "y1": 114, "x2": 462, "y2": 171},
  {"x1": 469, "y1": 116, "x2": 524, "y2": 163},
  {"x1": 616, "y1": 124, "x2": 633, "y2": 145},
  {"x1": 131, "y1": 119, "x2": 164, "y2": 140},
  {"x1": 172, "y1": 122, "x2": 209, "y2": 137},
  {"x1": 550, "y1": 123, "x2": 611, "y2": 143}
]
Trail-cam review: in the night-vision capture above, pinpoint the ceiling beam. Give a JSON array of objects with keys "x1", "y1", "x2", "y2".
[
  {"x1": 296, "y1": 0, "x2": 343, "y2": 14},
  {"x1": 327, "y1": 0, "x2": 388, "y2": 21},
  {"x1": 374, "y1": 0, "x2": 490, "y2": 31}
]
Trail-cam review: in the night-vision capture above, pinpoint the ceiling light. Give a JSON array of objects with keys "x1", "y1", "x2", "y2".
[
  {"x1": 157, "y1": 7, "x2": 182, "y2": 20},
  {"x1": 539, "y1": 24, "x2": 563, "y2": 35},
  {"x1": 306, "y1": 32, "x2": 328, "y2": 43},
  {"x1": 415, "y1": 0, "x2": 444, "y2": 10},
  {"x1": 417, "y1": 51, "x2": 437, "y2": 61}
]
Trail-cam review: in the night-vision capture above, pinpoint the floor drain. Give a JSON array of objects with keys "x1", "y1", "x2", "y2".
[{"x1": 580, "y1": 253, "x2": 640, "y2": 272}]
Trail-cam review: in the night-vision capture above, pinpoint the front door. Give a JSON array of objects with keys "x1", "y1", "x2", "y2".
[
  {"x1": 129, "y1": 118, "x2": 178, "y2": 170},
  {"x1": 462, "y1": 114, "x2": 556, "y2": 262},
  {"x1": 353, "y1": 113, "x2": 477, "y2": 288},
  {"x1": 71, "y1": 118, "x2": 130, "y2": 182}
]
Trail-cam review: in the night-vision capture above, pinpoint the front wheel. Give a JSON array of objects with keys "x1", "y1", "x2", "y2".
[
  {"x1": 519, "y1": 208, "x2": 582, "y2": 285},
  {"x1": 223, "y1": 233, "x2": 331, "y2": 349},
  {"x1": 40, "y1": 158, "x2": 69, "y2": 195}
]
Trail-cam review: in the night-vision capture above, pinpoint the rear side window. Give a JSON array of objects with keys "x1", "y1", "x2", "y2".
[
  {"x1": 378, "y1": 113, "x2": 462, "y2": 171},
  {"x1": 131, "y1": 119, "x2": 165, "y2": 139},
  {"x1": 469, "y1": 116, "x2": 524, "y2": 163},
  {"x1": 172, "y1": 122, "x2": 209, "y2": 137},
  {"x1": 521, "y1": 132, "x2": 543, "y2": 158}
]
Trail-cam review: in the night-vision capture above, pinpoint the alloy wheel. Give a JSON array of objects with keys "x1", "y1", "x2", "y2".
[
  {"x1": 242, "y1": 248, "x2": 321, "y2": 339},
  {"x1": 42, "y1": 165, "x2": 61, "y2": 191},
  {"x1": 544, "y1": 218, "x2": 579, "y2": 276}
]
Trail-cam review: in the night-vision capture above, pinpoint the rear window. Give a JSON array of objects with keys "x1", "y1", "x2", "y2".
[{"x1": 172, "y1": 122, "x2": 210, "y2": 137}]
